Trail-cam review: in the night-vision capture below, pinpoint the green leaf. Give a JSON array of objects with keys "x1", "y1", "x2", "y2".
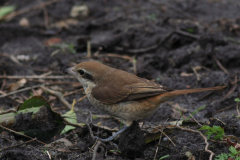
[
  {"x1": 235, "y1": 98, "x2": 240, "y2": 102},
  {"x1": 235, "y1": 156, "x2": 240, "y2": 160},
  {"x1": 19, "y1": 95, "x2": 51, "y2": 110},
  {"x1": 198, "y1": 125, "x2": 211, "y2": 130},
  {"x1": 214, "y1": 153, "x2": 228, "y2": 160},
  {"x1": 198, "y1": 125, "x2": 225, "y2": 140},
  {"x1": 159, "y1": 155, "x2": 169, "y2": 159},
  {"x1": 60, "y1": 109, "x2": 77, "y2": 135},
  {"x1": 186, "y1": 28, "x2": 194, "y2": 33},
  {"x1": 66, "y1": 44, "x2": 76, "y2": 54},
  {"x1": 206, "y1": 132, "x2": 212, "y2": 140},
  {"x1": 110, "y1": 150, "x2": 121, "y2": 153},
  {"x1": 229, "y1": 146, "x2": 238, "y2": 156},
  {"x1": 0, "y1": 6, "x2": 15, "y2": 19},
  {"x1": 60, "y1": 99, "x2": 79, "y2": 135}
]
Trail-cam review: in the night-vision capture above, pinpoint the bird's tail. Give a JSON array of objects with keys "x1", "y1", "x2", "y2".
[{"x1": 157, "y1": 86, "x2": 226, "y2": 103}]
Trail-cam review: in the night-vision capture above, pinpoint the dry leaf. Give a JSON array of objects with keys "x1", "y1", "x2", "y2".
[
  {"x1": 172, "y1": 103, "x2": 188, "y2": 112},
  {"x1": 8, "y1": 79, "x2": 27, "y2": 92},
  {"x1": 171, "y1": 103, "x2": 188, "y2": 119},
  {"x1": 226, "y1": 138, "x2": 240, "y2": 151},
  {"x1": 34, "y1": 88, "x2": 43, "y2": 96},
  {"x1": 44, "y1": 38, "x2": 61, "y2": 47}
]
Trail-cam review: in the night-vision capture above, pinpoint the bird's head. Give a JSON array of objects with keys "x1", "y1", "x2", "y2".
[{"x1": 63, "y1": 61, "x2": 109, "y2": 89}]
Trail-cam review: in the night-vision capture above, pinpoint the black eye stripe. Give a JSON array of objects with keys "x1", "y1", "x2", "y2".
[{"x1": 83, "y1": 72, "x2": 94, "y2": 81}]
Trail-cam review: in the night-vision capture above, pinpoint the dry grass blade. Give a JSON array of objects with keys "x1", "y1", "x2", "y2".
[{"x1": 213, "y1": 55, "x2": 229, "y2": 75}]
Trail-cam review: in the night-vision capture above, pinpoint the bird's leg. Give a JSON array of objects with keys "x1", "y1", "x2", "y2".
[{"x1": 95, "y1": 126, "x2": 128, "y2": 142}]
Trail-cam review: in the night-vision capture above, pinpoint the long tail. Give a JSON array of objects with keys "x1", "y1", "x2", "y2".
[{"x1": 157, "y1": 86, "x2": 226, "y2": 102}]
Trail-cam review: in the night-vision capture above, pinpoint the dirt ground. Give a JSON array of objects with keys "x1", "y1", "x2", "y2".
[{"x1": 0, "y1": 0, "x2": 240, "y2": 159}]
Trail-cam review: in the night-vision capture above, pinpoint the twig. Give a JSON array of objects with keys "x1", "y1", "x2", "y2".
[
  {"x1": 86, "y1": 111, "x2": 95, "y2": 140},
  {"x1": 213, "y1": 55, "x2": 229, "y2": 75},
  {"x1": 47, "y1": 151, "x2": 51, "y2": 160},
  {"x1": 212, "y1": 118, "x2": 226, "y2": 126},
  {"x1": 0, "y1": 108, "x2": 17, "y2": 115},
  {"x1": 46, "y1": 88, "x2": 83, "y2": 102},
  {"x1": 175, "y1": 29, "x2": 200, "y2": 39},
  {"x1": 41, "y1": 86, "x2": 72, "y2": 110},
  {"x1": 223, "y1": 84, "x2": 238, "y2": 99},
  {"x1": 0, "y1": 75, "x2": 74, "y2": 79},
  {"x1": 0, "y1": 138, "x2": 36, "y2": 152},
  {"x1": 76, "y1": 95, "x2": 87, "y2": 103},
  {"x1": 63, "y1": 118, "x2": 84, "y2": 128},
  {"x1": 0, "y1": 0, "x2": 60, "y2": 20},
  {"x1": 0, "y1": 84, "x2": 44, "y2": 98},
  {"x1": 225, "y1": 135, "x2": 240, "y2": 144},
  {"x1": 166, "y1": 126, "x2": 214, "y2": 160},
  {"x1": 212, "y1": 104, "x2": 235, "y2": 115},
  {"x1": 92, "y1": 140, "x2": 104, "y2": 160},
  {"x1": 29, "y1": 79, "x2": 80, "y2": 85},
  {"x1": 189, "y1": 113, "x2": 202, "y2": 127},
  {"x1": 153, "y1": 132, "x2": 163, "y2": 160},
  {"x1": 230, "y1": 74, "x2": 238, "y2": 85},
  {"x1": 231, "y1": 79, "x2": 240, "y2": 85},
  {"x1": 197, "y1": 91, "x2": 214, "y2": 101},
  {"x1": 94, "y1": 53, "x2": 131, "y2": 60},
  {"x1": 63, "y1": 88, "x2": 84, "y2": 97},
  {"x1": 87, "y1": 123, "x2": 95, "y2": 140},
  {"x1": 158, "y1": 130, "x2": 176, "y2": 146},
  {"x1": 39, "y1": 71, "x2": 52, "y2": 77},
  {"x1": 0, "y1": 124, "x2": 46, "y2": 145},
  {"x1": 191, "y1": 66, "x2": 201, "y2": 81},
  {"x1": 153, "y1": 119, "x2": 170, "y2": 160}
]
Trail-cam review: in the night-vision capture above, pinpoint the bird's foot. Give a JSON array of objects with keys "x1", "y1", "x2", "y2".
[{"x1": 95, "y1": 126, "x2": 128, "y2": 142}]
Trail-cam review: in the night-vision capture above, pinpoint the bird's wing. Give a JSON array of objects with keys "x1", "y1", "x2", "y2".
[
  {"x1": 91, "y1": 77, "x2": 173, "y2": 104},
  {"x1": 123, "y1": 78, "x2": 174, "y2": 101}
]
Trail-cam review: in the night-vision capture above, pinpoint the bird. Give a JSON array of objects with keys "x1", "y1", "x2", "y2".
[{"x1": 63, "y1": 61, "x2": 225, "y2": 142}]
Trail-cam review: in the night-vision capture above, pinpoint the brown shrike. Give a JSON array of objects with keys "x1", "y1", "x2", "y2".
[{"x1": 63, "y1": 61, "x2": 225, "y2": 141}]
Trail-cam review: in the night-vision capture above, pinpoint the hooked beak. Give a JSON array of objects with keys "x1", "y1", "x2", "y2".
[{"x1": 63, "y1": 67, "x2": 77, "y2": 77}]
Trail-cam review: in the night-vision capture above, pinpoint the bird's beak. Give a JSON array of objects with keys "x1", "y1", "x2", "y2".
[{"x1": 63, "y1": 67, "x2": 77, "y2": 77}]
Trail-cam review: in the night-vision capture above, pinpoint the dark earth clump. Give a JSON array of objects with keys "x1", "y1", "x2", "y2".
[{"x1": 118, "y1": 121, "x2": 145, "y2": 158}]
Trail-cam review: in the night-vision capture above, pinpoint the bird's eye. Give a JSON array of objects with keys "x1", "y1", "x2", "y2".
[{"x1": 78, "y1": 70, "x2": 85, "y2": 75}]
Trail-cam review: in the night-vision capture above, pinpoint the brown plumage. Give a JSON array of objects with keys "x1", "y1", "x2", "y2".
[{"x1": 64, "y1": 61, "x2": 225, "y2": 126}]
